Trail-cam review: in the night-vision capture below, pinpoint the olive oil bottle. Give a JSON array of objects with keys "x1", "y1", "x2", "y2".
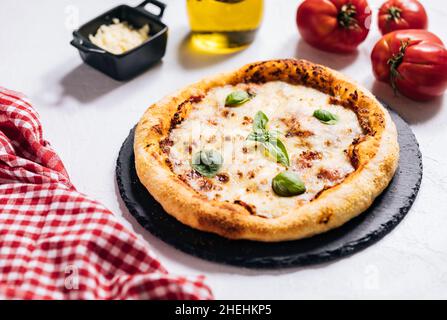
[{"x1": 186, "y1": 0, "x2": 264, "y2": 53}]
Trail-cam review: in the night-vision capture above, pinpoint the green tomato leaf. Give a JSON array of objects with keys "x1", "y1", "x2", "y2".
[
  {"x1": 262, "y1": 138, "x2": 290, "y2": 167},
  {"x1": 253, "y1": 111, "x2": 269, "y2": 131},
  {"x1": 313, "y1": 109, "x2": 339, "y2": 125},
  {"x1": 272, "y1": 171, "x2": 306, "y2": 197},
  {"x1": 225, "y1": 90, "x2": 250, "y2": 107},
  {"x1": 191, "y1": 150, "x2": 223, "y2": 178}
]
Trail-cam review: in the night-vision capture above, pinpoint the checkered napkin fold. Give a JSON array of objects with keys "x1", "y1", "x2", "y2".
[{"x1": 0, "y1": 87, "x2": 212, "y2": 299}]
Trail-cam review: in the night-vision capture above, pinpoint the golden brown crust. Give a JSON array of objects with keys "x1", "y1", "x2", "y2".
[{"x1": 134, "y1": 59, "x2": 399, "y2": 242}]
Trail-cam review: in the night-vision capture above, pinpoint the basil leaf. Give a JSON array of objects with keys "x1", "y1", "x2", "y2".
[
  {"x1": 246, "y1": 111, "x2": 289, "y2": 167},
  {"x1": 313, "y1": 109, "x2": 339, "y2": 125},
  {"x1": 268, "y1": 129, "x2": 282, "y2": 139},
  {"x1": 262, "y1": 138, "x2": 290, "y2": 167},
  {"x1": 225, "y1": 90, "x2": 250, "y2": 107},
  {"x1": 272, "y1": 171, "x2": 306, "y2": 197},
  {"x1": 191, "y1": 150, "x2": 223, "y2": 178},
  {"x1": 253, "y1": 111, "x2": 269, "y2": 131},
  {"x1": 246, "y1": 130, "x2": 269, "y2": 143},
  {"x1": 247, "y1": 129, "x2": 282, "y2": 143}
]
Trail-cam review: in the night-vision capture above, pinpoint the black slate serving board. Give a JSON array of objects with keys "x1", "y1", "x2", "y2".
[{"x1": 116, "y1": 107, "x2": 422, "y2": 269}]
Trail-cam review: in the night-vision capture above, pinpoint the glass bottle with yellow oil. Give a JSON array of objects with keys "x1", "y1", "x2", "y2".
[{"x1": 186, "y1": 0, "x2": 264, "y2": 54}]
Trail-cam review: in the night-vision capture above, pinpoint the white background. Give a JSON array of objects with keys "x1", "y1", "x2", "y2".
[{"x1": 1, "y1": 0, "x2": 446, "y2": 299}]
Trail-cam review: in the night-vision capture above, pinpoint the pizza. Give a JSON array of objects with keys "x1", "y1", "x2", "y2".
[{"x1": 134, "y1": 59, "x2": 399, "y2": 242}]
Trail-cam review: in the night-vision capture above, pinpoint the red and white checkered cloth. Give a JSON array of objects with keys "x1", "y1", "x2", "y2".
[{"x1": 0, "y1": 87, "x2": 213, "y2": 300}]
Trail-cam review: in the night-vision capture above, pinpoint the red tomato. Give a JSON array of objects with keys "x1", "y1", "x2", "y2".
[
  {"x1": 371, "y1": 30, "x2": 447, "y2": 101},
  {"x1": 296, "y1": 0, "x2": 371, "y2": 53},
  {"x1": 378, "y1": 0, "x2": 428, "y2": 35}
]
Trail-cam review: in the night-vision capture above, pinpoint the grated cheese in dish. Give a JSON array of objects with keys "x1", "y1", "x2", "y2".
[{"x1": 89, "y1": 18, "x2": 150, "y2": 55}]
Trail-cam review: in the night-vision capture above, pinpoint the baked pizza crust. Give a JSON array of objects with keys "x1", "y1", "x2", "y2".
[{"x1": 134, "y1": 59, "x2": 399, "y2": 242}]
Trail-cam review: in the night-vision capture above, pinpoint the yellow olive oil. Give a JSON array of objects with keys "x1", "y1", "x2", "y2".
[{"x1": 186, "y1": 0, "x2": 264, "y2": 53}]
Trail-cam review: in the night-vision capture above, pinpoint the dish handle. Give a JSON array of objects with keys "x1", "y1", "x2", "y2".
[
  {"x1": 71, "y1": 32, "x2": 106, "y2": 54},
  {"x1": 136, "y1": 0, "x2": 166, "y2": 19}
]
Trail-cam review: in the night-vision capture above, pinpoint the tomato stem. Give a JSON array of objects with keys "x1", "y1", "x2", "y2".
[
  {"x1": 387, "y1": 6, "x2": 402, "y2": 22},
  {"x1": 337, "y1": 3, "x2": 358, "y2": 29},
  {"x1": 387, "y1": 40, "x2": 409, "y2": 94}
]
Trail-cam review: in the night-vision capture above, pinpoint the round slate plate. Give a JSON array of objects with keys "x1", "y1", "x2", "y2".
[{"x1": 116, "y1": 107, "x2": 422, "y2": 269}]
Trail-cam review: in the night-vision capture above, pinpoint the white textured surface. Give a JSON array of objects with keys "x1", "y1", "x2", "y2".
[{"x1": 1, "y1": 0, "x2": 446, "y2": 299}]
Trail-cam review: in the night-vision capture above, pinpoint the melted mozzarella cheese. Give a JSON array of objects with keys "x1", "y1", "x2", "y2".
[{"x1": 168, "y1": 81, "x2": 362, "y2": 218}]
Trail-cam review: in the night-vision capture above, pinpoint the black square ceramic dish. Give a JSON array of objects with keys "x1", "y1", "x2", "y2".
[{"x1": 70, "y1": 0, "x2": 167, "y2": 81}]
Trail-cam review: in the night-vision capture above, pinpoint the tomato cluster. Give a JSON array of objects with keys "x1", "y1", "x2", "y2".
[{"x1": 296, "y1": 0, "x2": 447, "y2": 101}]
